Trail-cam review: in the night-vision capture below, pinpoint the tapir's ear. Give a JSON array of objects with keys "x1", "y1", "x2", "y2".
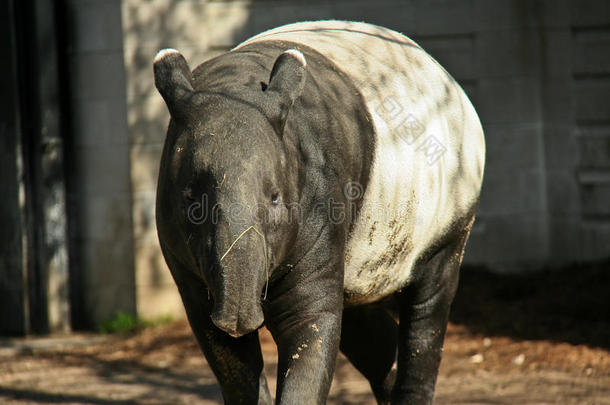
[
  {"x1": 265, "y1": 49, "x2": 307, "y2": 134},
  {"x1": 153, "y1": 49, "x2": 194, "y2": 120}
]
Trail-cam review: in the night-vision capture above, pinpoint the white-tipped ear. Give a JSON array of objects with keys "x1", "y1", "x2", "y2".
[
  {"x1": 153, "y1": 48, "x2": 194, "y2": 119},
  {"x1": 265, "y1": 49, "x2": 307, "y2": 134},
  {"x1": 154, "y1": 48, "x2": 181, "y2": 63},
  {"x1": 282, "y1": 49, "x2": 307, "y2": 67}
]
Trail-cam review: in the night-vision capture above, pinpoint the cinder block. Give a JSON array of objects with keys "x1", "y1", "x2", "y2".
[
  {"x1": 573, "y1": 78, "x2": 610, "y2": 122},
  {"x1": 546, "y1": 169, "x2": 581, "y2": 215},
  {"x1": 408, "y1": 0, "x2": 475, "y2": 36},
  {"x1": 77, "y1": 192, "x2": 134, "y2": 241},
  {"x1": 572, "y1": 26, "x2": 610, "y2": 75},
  {"x1": 477, "y1": 77, "x2": 542, "y2": 124},
  {"x1": 580, "y1": 221, "x2": 610, "y2": 260},
  {"x1": 72, "y1": 99, "x2": 129, "y2": 147},
  {"x1": 84, "y1": 281, "x2": 137, "y2": 327},
  {"x1": 129, "y1": 143, "x2": 164, "y2": 193},
  {"x1": 126, "y1": 94, "x2": 169, "y2": 145},
  {"x1": 577, "y1": 128, "x2": 610, "y2": 169},
  {"x1": 79, "y1": 234, "x2": 136, "y2": 326},
  {"x1": 463, "y1": 214, "x2": 550, "y2": 270},
  {"x1": 569, "y1": 0, "x2": 610, "y2": 27},
  {"x1": 544, "y1": 124, "x2": 578, "y2": 169},
  {"x1": 579, "y1": 181, "x2": 610, "y2": 217},
  {"x1": 541, "y1": 80, "x2": 573, "y2": 127},
  {"x1": 69, "y1": 52, "x2": 128, "y2": 101},
  {"x1": 123, "y1": 47, "x2": 157, "y2": 102},
  {"x1": 122, "y1": 0, "x2": 210, "y2": 51},
  {"x1": 543, "y1": 30, "x2": 573, "y2": 78},
  {"x1": 476, "y1": 29, "x2": 543, "y2": 78},
  {"x1": 134, "y1": 238, "x2": 173, "y2": 287},
  {"x1": 205, "y1": 1, "x2": 267, "y2": 48},
  {"x1": 484, "y1": 122, "x2": 543, "y2": 170},
  {"x1": 80, "y1": 234, "x2": 134, "y2": 288},
  {"x1": 547, "y1": 216, "x2": 584, "y2": 264},
  {"x1": 73, "y1": 144, "x2": 131, "y2": 196},
  {"x1": 136, "y1": 282, "x2": 185, "y2": 320},
  {"x1": 132, "y1": 190, "x2": 157, "y2": 244},
  {"x1": 478, "y1": 167, "x2": 546, "y2": 216},
  {"x1": 329, "y1": 1, "x2": 417, "y2": 33},
  {"x1": 475, "y1": 0, "x2": 570, "y2": 31},
  {"x1": 68, "y1": 0, "x2": 124, "y2": 53}
]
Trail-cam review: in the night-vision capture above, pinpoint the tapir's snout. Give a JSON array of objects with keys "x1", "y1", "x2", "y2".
[
  {"x1": 211, "y1": 249, "x2": 265, "y2": 338},
  {"x1": 210, "y1": 301, "x2": 264, "y2": 338},
  {"x1": 208, "y1": 224, "x2": 267, "y2": 338}
]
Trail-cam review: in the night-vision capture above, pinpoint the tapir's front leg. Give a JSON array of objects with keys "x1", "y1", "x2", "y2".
[
  {"x1": 264, "y1": 231, "x2": 344, "y2": 404},
  {"x1": 164, "y1": 251, "x2": 272, "y2": 405},
  {"x1": 265, "y1": 282, "x2": 343, "y2": 405}
]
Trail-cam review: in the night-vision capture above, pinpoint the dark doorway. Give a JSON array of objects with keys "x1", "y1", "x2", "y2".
[{"x1": 0, "y1": 0, "x2": 71, "y2": 335}]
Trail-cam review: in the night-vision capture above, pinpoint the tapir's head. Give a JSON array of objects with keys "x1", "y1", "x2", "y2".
[{"x1": 154, "y1": 48, "x2": 307, "y2": 337}]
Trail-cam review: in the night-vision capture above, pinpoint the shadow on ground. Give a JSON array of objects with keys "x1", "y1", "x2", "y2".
[
  {"x1": 450, "y1": 259, "x2": 610, "y2": 349},
  {"x1": 0, "y1": 387, "x2": 136, "y2": 404}
]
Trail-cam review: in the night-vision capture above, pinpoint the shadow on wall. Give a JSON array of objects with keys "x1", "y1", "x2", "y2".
[{"x1": 451, "y1": 259, "x2": 610, "y2": 350}]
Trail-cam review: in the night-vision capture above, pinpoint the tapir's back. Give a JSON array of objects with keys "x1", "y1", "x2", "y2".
[{"x1": 237, "y1": 21, "x2": 485, "y2": 303}]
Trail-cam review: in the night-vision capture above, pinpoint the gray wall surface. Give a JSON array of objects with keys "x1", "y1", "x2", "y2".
[
  {"x1": 64, "y1": 0, "x2": 136, "y2": 326},
  {"x1": 57, "y1": 0, "x2": 610, "y2": 322}
]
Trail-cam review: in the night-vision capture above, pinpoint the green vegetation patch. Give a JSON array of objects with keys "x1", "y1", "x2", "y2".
[{"x1": 99, "y1": 312, "x2": 173, "y2": 334}]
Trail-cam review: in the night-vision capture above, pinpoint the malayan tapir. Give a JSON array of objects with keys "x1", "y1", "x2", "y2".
[{"x1": 154, "y1": 20, "x2": 485, "y2": 405}]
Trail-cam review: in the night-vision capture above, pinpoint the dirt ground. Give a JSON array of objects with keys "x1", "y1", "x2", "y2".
[{"x1": 1, "y1": 262, "x2": 609, "y2": 404}]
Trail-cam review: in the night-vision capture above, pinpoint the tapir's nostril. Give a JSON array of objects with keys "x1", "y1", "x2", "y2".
[
  {"x1": 210, "y1": 304, "x2": 265, "y2": 338},
  {"x1": 210, "y1": 313, "x2": 241, "y2": 338}
]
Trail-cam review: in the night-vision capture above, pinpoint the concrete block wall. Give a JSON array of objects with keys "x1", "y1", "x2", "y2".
[
  {"x1": 65, "y1": 0, "x2": 136, "y2": 326},
  {"x1": 118, "y1": 0, "x2": 609, "y2": 318},
  {"x1": 554, "y1": 0, "x2": 610, "y2": 263},
  {"x1": 122, "y1": 0, "x2": 214, "y2": 320}
]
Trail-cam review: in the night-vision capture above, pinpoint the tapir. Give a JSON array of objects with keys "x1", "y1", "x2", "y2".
[{"x1": 154, "y1": 20, "x2": 485, "y2": 405}]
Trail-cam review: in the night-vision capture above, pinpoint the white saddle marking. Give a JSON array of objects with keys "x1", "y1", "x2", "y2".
[{"x1": 238, "y1": 21, "x2": 485, "y2": 303}]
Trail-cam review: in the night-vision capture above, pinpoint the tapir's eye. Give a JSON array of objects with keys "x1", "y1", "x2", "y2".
[{"x1": 271, "y1": 192, "x2": 280, "y2": 206}]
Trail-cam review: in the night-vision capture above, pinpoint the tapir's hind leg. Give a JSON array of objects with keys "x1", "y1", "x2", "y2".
[
  {"x1": 392, "y1": 218, "x2": 474, "y2": 404},
  {"x1": 340, "y1": 306, "x2": 398, "y2": 404}
]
